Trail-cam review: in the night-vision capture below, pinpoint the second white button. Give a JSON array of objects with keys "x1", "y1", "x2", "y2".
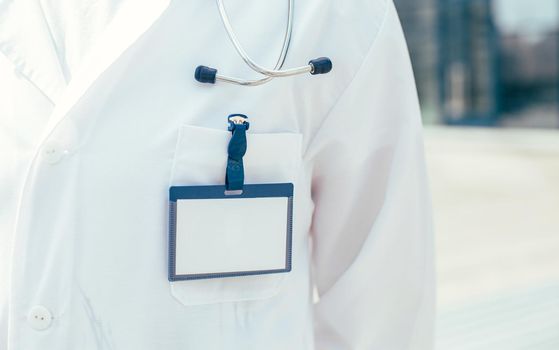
[{"x1": 27, "y1": 305, "x2": 53, "y2": 331}]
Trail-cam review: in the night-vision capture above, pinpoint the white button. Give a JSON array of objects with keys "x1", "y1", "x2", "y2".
[
  {"x1": 42, "y1": 140, "x2": 68, "y2": 164},
  {"x1": 27, "y1": 305, "x2": 53, "y2": 330}
]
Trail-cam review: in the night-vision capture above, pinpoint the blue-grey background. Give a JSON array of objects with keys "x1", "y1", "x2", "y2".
[{"x1": 394, "y1": 1, "x2": 559, "y2": 349}]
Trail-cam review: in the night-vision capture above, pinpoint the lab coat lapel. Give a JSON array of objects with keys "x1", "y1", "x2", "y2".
[
  {"x1": 39, "y1": 0, "x2": 171, "y2": 139},
  {"x1": 0, "y1": 0, "x2": 67, "y2": 103}
]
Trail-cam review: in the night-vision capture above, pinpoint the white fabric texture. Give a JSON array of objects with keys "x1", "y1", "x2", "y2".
[{"x1": 0, "y1": 0, "x2": 435, "y2": 349}]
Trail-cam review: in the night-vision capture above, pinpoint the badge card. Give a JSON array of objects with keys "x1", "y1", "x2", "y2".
[{"x1": 168, "y1": 183, "x2": 293, "y2": 281}]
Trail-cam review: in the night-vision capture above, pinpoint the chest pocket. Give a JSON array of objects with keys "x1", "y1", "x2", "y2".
[{"x1": 168, "y1": 124, "x2": 302, "y2": 306}]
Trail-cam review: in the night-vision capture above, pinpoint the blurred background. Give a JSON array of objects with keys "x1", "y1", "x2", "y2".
[{"x1": 393, "y1": 0, "x2": 559, "y2": 348}]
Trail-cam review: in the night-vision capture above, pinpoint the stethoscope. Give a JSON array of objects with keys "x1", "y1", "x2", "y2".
[{"x1": 195, "y1": 0, "x2": 332, "y2": 86}]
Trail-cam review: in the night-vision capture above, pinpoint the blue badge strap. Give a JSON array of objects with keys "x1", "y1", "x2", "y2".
[{"x1": 226, "y1": 114, "x2": 249, "y2": 191}]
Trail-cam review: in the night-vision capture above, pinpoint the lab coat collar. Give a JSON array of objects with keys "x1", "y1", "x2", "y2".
[
  {"x1": 41, "y1": 0, "x2": 171, "y2": 135},
  {"x1": 0, "y1": 0, "x2": 67, "y2": 103},
  {"x1": 0, "y1": 0, "x2": 171, "y2": 134}
]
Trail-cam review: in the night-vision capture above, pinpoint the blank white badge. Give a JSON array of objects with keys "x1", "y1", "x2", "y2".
[{"x1": 168, "y1": 184, "x2": 293, "y2": 281}]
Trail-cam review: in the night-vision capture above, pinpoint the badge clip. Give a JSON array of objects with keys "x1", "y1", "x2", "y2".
[{"x1": 225, "y1": 114, "x2": 249, "y2": 195}]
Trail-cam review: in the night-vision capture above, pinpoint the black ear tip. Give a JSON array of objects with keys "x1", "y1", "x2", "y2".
[
  {"x1": 309, "y1": 57, "x2": 333, "y2": 75},
  {"x1": 195, "y1": 65, "x2": 218, "y2": 84}
]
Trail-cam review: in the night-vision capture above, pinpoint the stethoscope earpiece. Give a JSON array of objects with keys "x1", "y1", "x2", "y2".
[
  {"x1": 309, "y1": 57, "x2": 333, "y2": 75},
  {"x1": 196, "y1": 0, "x2": 332, "y2": 87},
  {"x1": 195, "y1": 66, "x2": 218, "y2": 84}
]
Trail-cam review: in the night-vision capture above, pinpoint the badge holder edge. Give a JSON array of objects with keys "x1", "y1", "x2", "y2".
[{"x1": 168, "y1": 183, "x2": 293, "y2": 282}]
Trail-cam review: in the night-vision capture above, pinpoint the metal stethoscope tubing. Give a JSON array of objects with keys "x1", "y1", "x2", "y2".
[
  {"x1": 214, "y1": 0, "x2": 294, "y2": 86},
  {"x1": 195, "y1": 0, "x2": 332, "y2": 86}
]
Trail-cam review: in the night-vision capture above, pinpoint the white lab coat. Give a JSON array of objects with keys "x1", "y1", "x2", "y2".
[{"x1": 0, "y1": 0, "x2": 435, "y2": 349}]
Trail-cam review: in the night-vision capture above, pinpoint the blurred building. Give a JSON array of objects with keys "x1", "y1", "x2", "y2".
[
  {"x1": 394, "y1": 0, "x2": 559, "y2": 128},
  {"x1": 393, "y1": 0, "x2": 439, "y2": 123}
]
